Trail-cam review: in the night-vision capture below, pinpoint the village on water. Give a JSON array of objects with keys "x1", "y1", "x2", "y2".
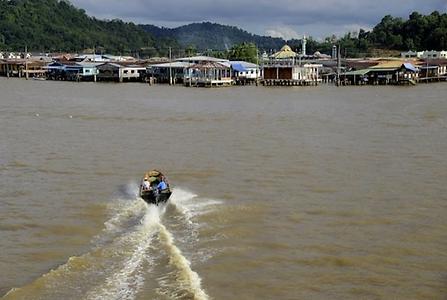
[{"x1": 1, "y1": 38, "x2": 447, "y2": 87}]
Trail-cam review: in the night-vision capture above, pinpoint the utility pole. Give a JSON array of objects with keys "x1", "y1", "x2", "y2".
[
  {"x1": 25, "y1": 45, "x2": 29, "y2": 80},
  {"x1": 336, "y1": 44, "x2": 341, "y2": 86},
  {"x1": 169, "y1": 47, "x2": 172, "y2": 85}
]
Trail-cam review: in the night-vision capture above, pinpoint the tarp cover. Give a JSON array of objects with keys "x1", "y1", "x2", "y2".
[
  {"x1": 403, "y1": 63, "x2": 418, "y2": 72},
  {"x1": 232, "y1": 63, "x2": 248, "y2": 72}
]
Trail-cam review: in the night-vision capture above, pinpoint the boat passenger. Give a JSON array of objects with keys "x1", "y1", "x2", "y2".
[
  {"x1": 141, "y1": 178, "x2": 151, "y2": 191},
  {"x1": 157, "y1": 179, "x2": 169, "y2": 193}
]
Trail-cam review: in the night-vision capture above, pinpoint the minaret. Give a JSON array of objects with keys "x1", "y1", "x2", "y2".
[{"x1": 302, "y1": 35, "x2": 307, "y2": 56}]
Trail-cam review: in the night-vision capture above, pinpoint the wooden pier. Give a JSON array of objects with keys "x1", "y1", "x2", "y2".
[{"x1": 262, "y1": 79, "x2": 319, "y2": 86}]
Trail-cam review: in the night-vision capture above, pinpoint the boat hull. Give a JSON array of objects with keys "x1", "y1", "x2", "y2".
[
  {"x1": 140, "y1": 190, "x2": 172, "y2": 205},
  {"x1": 139, "y1": 169, "x2": 172, "y2": 205}
]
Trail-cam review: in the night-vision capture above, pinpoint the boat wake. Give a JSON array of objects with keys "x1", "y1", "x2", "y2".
[{"x1": 3, "y1": 184, "x2": 214, "y2": 300}]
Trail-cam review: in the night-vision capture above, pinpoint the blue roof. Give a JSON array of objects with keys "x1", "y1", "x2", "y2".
[
  {"x1": 231, "y1": 63, "x2": 248, "y2": 72},
  {"x1": 403, "y1": 63, "x2": 418, "y2": 72}
]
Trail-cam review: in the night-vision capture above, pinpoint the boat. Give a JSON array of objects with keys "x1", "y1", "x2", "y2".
[{"x1": 139, "y1": 170, "x2": 172, "y2": 205}]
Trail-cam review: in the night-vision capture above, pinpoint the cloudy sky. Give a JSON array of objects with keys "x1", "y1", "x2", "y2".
[{"x1": 70, "y1": 0, "x2": 446, "y2": 40}]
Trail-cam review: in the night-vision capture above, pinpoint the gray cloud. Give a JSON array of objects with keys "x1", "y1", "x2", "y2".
[{"x1": 70, "y1": 0, "x2": 447, "y2": 38}]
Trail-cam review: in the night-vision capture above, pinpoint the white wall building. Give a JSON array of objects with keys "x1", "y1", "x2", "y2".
[
  {"x1": 401, "y1": 50, "x2": 447, "y2": 59},
  {"x1": 401, "y1": 51, "x2": 424, "y2": 58},
  {"x1": 421, "y1": 50, "x2": 447, "y2": 59},
  {"x1": 230, "y1": 61, "x2": 260, "y2": 80}
]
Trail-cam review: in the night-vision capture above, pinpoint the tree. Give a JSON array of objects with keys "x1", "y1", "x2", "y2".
[{"x1": 228, "y1": 42, "x2": 258, "y2": 63}]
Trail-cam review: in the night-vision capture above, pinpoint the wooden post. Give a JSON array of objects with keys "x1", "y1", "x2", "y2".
[
  {"x1": 336, "y1": 45, "x2": 341, "y2": 86},
  {"x1": 25, "y1": 45, "x2": 29, "y2": 80},
  {"x1": 169, "y1": 47, "x2": 172, "y2": 85}
]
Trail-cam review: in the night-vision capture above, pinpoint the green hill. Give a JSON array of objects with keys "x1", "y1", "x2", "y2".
[
  {"x1": 1, "y1": 0, "x2": 445, "y2": 58},
  {"x1": 140, "y1": 22, "x2": 286, "y2": 52},
  {"x1": 0, "y1": 0, "x2": 177, "y2": 55}
]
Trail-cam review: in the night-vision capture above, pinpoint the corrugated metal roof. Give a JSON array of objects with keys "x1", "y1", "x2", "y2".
[
  {"x1": 149, "y1": 61, "x2": 193, "y2": 68},
  {"x1": 343, "y1": 69, "x2": 370, "y2": 76},
  {"x1": 367, "y1": 68, "x2": 398, "y2": 72},
  {"x1": 370, "y1": 61, "x2": 405, "y2": 69},
  {"x1": 190, "y1": 61, "x2": 230, "y2": 69},
  {"x1": 176, "y1": 56, "x2": 229, "y2": 63},
  {"x1": 77, "y1": 62, "x2": 103, "y2": 67}
]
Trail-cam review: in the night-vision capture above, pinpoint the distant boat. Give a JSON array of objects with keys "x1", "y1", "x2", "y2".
[{"x1": 139, "y1": 170, "x2": 172, "y2": 205}]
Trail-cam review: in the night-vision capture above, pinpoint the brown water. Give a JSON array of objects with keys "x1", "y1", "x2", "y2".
[{"x1": 1, "y1": 78, "x2": 446, "y2": 299}]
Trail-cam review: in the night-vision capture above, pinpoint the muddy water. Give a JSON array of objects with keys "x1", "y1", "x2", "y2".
[{"x1": 1, "y1": 78, "x2": 446, "y2": 299}]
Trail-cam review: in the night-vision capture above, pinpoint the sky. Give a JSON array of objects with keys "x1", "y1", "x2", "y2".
[{"x1": 70, "y1": 0, "x2": 447, "y2": 40}]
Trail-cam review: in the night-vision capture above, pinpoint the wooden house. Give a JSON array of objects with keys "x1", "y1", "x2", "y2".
[
  {"x1": 341, "y1": 61, "x2": 419, "y2": 85},
  {"x1": 47, "y1": 61, "x2": 79, "y2": 80},
  {"x1": 367, "y1": 62, "x2": 418, "y2": 85},
  {"x1": 147, "y1": 61, "x2": 193, "y2": 84},
  {"x1": 340, "y1": 69, "x2": 371, "y2": 85},
  {"x1": 96, "y1": 62, "x2": 146, "y2": 82},
  {"x1": 0, "y1": 59, "x2": 47, "y2": 78},
  {"x1": 417, "y1": 59, "x2": 447, "y2": 82},
  {"x1": 184, "y1": 61, "x2": 232, "y2": 87},
  {"x1": 262, "y1": 62, "x2": 322, "y2": 86},
  {"x1": 147, "y1": 56, "x2": 232, "y2": 86},
  {"x1": 230, "y1": 61, "x2": 260, "y2": 85}
]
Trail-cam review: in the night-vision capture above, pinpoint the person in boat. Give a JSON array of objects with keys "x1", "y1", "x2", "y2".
[
  {"x1": 157, "y1": 177, "x2": 169, "y2": 194},
  {"x1": 141, "y1": 177, "x2": 151, "y2": 191}
]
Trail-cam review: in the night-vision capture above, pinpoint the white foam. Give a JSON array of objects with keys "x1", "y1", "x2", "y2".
[
  {"x1": 170, "y1": 188, "x2": 223, "y2": 222},
  {"x1": 86, "y1": 205, "x2": 161, "y2": 300},
  {"x1": 6, "y1": 185, "x2": 218, "y2": 300},
  {"x1": 158, "y1": 223, "x2": 209, "y2": 300}
]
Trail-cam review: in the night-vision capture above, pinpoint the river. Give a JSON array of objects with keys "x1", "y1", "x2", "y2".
[{"x1": 1, "y1": 78, "x2": 446, "y2": 299}]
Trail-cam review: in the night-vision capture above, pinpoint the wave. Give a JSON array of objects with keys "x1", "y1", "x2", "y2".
[
  {"x1": 3, "y1": 185, "x2": 214, "y2": 300},
  {"x1": 157, "y1": 223, "x2": 209, "y2": 300}
]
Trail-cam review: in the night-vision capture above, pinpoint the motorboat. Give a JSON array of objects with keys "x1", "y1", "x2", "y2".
[{"x1": 139, "y1": 170, "x2": 172, "y2": 205}]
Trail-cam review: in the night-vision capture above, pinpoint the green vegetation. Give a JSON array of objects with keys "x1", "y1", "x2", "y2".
[
  {"x1": 227, "y1": 43, "x2": 258, "y2": 63},
  {"x1": 0, "y1": 0, "x2": 178, "y2": 55},
  {"x1": 369, "y1": 11, "x2": 447, "y2": 51},
  {"x1": 286, "y1": 11, "x2": 447, "y2": 58},
  {"x1": 140, "y1": 22, "x2": 284, "y2": 52},
  {"x1": 0, "y1": 0, "x2": 445, "y2": 59},
  {"x1": 142, "y1": 11, "x2": 447, "y2": 58}
]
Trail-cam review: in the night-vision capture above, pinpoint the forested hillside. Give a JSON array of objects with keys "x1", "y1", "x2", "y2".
[
  {"x1": 142, "y1": 12, "x2": 447, "y2": 57},
  {"x1": 0, "y1": 0, "x2": 446, "y2": 58},
  {"x1": 0, "y1": 0, "x2": 178, "y2": 55},
  {"x1": 369, "y1": 11, "x2": 447, "y2": 51},
  {"x1": 141, "y1": 22, "x2": 285, "y2": 52}
]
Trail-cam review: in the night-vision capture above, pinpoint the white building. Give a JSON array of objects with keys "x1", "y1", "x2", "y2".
[
  {"x1": 8, "y1": 52, "x2": 21, "y2": 59},
  {"x1": 74, "y1": 54, "x2": 108, "y2": 62},
  {"x1": 230, "y1": 61, "x2": 260, "y2": 80},
  {"x1": 421, "y1": 50, "x2": 447, "y2": 59},
  {"x1": 401, "y1": 51, "x2": 424, "y2": 58},
  {"x1": 401, "y1": 50, "x2": 447, "y2": 59}
]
